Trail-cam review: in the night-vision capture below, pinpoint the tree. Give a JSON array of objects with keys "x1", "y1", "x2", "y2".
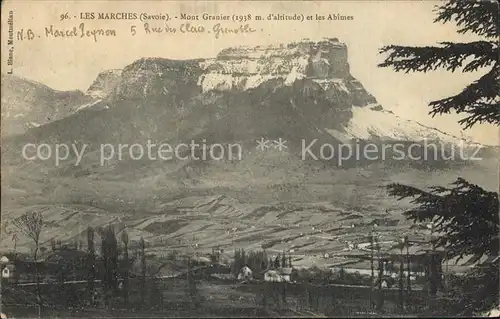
[
  {"x1": 245, "y1": 250, "x2": 268, "y2": 275},
  {"x1": 376, "y1": 240, "x2": 384, "y2": 310},
  {"x1": 186, "y1": 258, "x2": 201, "y2": 307},
  {"x1": 231, "y1": 249, "x2": 241, "y2": 276},
  {"x1": 398, "y1": 242, "x2": 405, "y2": 310},
  {"x1": 433, "y1": 258, "x2": 499, "y2": 316},
  {"x1": 210, "y1": 247, "x2": 218, "y2": 264},
  {"x1": 274, "y1": 254, "x2": 281, "y2": 269},
  {"x1": 12, "y1": 233, "x2": 18, "y2": 255},
  {"x1": 139, "y1": 236, "x2": 147, "y2": 307},
  {"x1": 231, "y1": 248, "x2": 250, "y2": 276},
  {"x1": 56, "y1": 260, "x2": 70, "y2": 308},
  {"x1": 388, "y1": 179, "x2": 499, "y2": 263},
  {"x1": 86, "y1": 227, "x2": 96, "y2": 305},
  {"x1": 369, "y1": 231, "x2": 375, "y2": 308},
  {"x1": 98, "y1": 225, "x2": 119, "y2": 309},
  {"x1": 387, "y1": 178, "x2": 499, "y2": 311},
  {"x1": 405, "y1": 236, "x2": 411, "y2": 294},
  {"x1": 13, "y1": 211, "x2": 44, "y2": 316},
  {"x1": 380, "y1": 1, "x2": 499, "y2": 314},
  {"x1": 379, "y1": 0, "x2": 498, "y2": 129},
  {"x1": 121, "y1": 230, "x2": 130, "y2": 304},
  {"x1": 241, "y1": 249, "x2": 247, "y2": 267}
]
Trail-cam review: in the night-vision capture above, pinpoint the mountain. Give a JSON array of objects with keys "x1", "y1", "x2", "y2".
[
  {"x1": 81, "y1": 38, "x2": 480, "y2": 147},
  {"x1": 1, "y1": 74, "x2": 94, "y2": 136},
  {"x1": 1, "y1": 38, "x2": 496, "y2": 265},
  {"x1": 2, "y1": 38, "x2": 481, "y2": 146}
]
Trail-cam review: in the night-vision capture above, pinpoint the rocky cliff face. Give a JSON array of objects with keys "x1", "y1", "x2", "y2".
[
  {"x1": 198, "y1": 38, "x2": 352, "y2": 92},
  {"x1": 86, "y1": 69, "x2": 122, "y2": 99},
  {"x1": 81, "y1": 37, "x2": 476, "y2": 147},
  {"x1": 85, "y1": 38, "x2": 370, "y2": 103},
  {"x1": 106, "y1": 58, "x2": 203, "y2": 102}
]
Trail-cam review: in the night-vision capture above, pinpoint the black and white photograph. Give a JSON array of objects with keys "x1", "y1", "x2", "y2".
[{"x1": 1, "y1": 0, "x2": 498, "y2": 317}]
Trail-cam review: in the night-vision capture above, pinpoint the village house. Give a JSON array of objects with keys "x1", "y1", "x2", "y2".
[
  {"x1": 237, "y1": 266, "x2": 253, "y2": 281},
  {"x1": 264, "y1": 270, "x2": 283, "y2": 282},
  {"x1": 280, "y1": 267, "x2": 293, "y2": 282},
  {"x1": 264, "y1": 267, "x2": 293, "y2": 282},
  {"x1": 1, "y1": 264, "x2": 14, "y2": 279}
]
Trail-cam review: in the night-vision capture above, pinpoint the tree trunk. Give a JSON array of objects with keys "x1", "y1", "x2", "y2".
[
  {"x1": 377, "y1": 259, "x2": 384, "y2": 311},
  {"x1": 399, "y1": 253, "x2": 404, "y2": 311},
  {"x1": 429, "y1": 254, "x2": 437, "y2": 297},
  {"x1": 123, "y1": 243, "x2": 129, "y2": 304},
  {"x1": 87, "y1": 253, "x2": 95, "y2": 305},
  {"x1": 406, "y1": 246, "x2": 411, "y2": 296},
  {"x1": 370, "y1": 234, "x2": 374, "y2": 309},
  {"x1": 34, "y1": 243, "x2": 42, "y2": 318},
  {"x1": 282, "y1": 283, "x2": 287, "y2": 309},
  {"x1": 140, "y1": 243, "x2": 146, "y2": 308}
]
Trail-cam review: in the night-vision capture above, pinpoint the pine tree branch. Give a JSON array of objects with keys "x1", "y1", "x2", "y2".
[
  {"x1": 387, "y1": 179, "x2": 499, "y2": 261},
  {"x1": 429, "y1": 65, "x2": 500, "y2": 128},
  {"x1": 434, "y1": 0, "x2": 499, "y2": 39},
  {"x1": 386, "y1": 183, "x2": 443, "y2": 222},
  {"x1": 455, "y1": 102, "x2": 500, "y2": 129},
  {"x1": 378, "y1": 2, "x2": 499, "y2": 129},
  {"x1": 378, "y1": 41, "x2": 497, "y2": 73}
]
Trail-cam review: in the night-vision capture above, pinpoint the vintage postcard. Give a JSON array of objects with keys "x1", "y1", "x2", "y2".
[{"x1": 1, "y1": 0, "x2": 498, "y2": 318}]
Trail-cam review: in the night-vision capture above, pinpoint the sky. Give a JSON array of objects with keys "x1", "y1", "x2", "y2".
[{"x1": 1, "y1": 0, "x2": 498, "y2": 145}]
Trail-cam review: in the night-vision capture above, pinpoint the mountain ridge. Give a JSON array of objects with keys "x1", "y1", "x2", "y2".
[
  {"x1": 1, "y1": 37, "x2": 486, "y2": 147},
  {"x1": 1, "y1": 73, "x2": 92, "y2": 136}
]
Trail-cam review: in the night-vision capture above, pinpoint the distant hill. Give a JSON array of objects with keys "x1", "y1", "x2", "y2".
[{"x1": 1, "y1": 74, "x2": 94, "y2": 136}]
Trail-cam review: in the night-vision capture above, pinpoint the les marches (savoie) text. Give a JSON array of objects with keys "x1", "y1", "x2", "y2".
[{"x1": 74, "y1": 12, "x2": 354, "y2": 22}]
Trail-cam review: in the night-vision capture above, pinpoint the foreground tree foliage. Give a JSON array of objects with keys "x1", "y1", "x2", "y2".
[
  {"x1": 381, "y1": 0, "x2": 499, "y2": 315},
  {"x1": 387, "y1": 178, "x2": 499, "y2": 260},
  {"x1": 12, "y1": 211, "x2": 44, "y2": 316},
  {"x1": 387, "y1": 179, "x2": 499, "y2": 316},
  {"x1": 436, "y1": 259, "x2": 500, "y2": 316},
  {"x1": 379, "y1": 0, "x2": 499, "y2": 129}
]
